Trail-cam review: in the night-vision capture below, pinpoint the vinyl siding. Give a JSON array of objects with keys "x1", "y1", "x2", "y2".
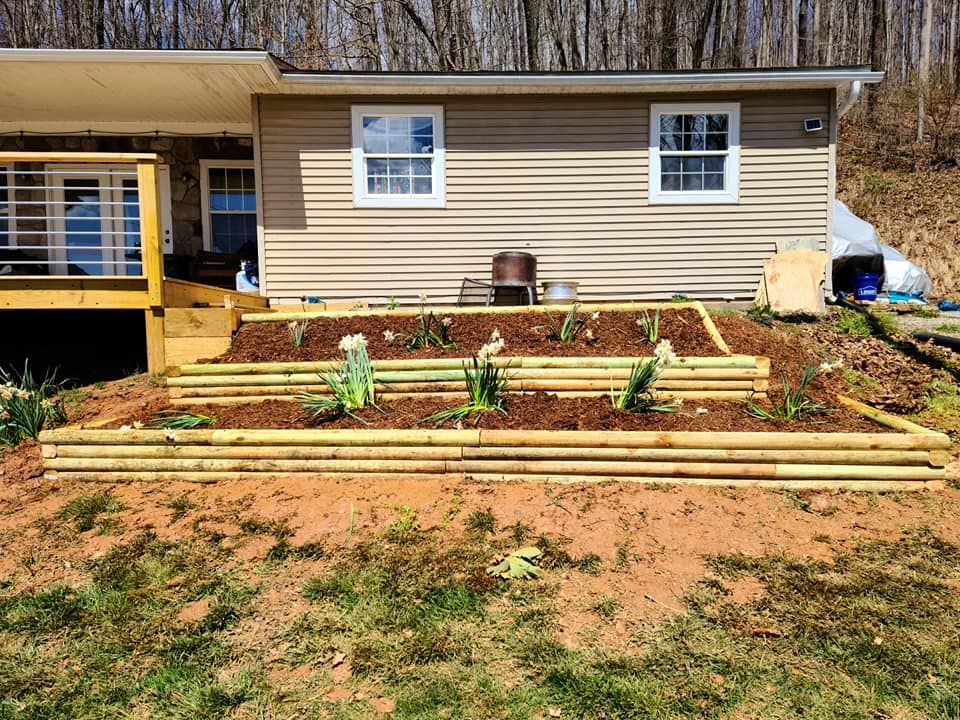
[{"x1": 257, "y1": 91, "x2": 830, "y2": 303}]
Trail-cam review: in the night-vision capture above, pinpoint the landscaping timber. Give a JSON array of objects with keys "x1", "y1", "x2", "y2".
[
  {"x1": 39, "y1": 403, "x2": 950, "y2": 490},
  {"x1": 166, "y1": 354, "x2": 770, "y2": 405}
]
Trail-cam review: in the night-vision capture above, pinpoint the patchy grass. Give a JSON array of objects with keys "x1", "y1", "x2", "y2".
[
  {"x1": 0, "y1": 531, "x2": 258, "y2": 719},
  {"x1": 835, "y1": 309, "x2": 900, "y2": 339},
  {"x1": 56, "y1": 491, "x2": 124, "y2": 534},
  {"x1": 935, "y1": 322, "x2": 960, "y2": 334},
  {"x1": 3, "y1": 513, "x2": 959, "y2": 719}
]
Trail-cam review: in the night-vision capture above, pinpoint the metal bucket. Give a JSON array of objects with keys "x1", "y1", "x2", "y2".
[{"x1": 541, "y1": 280, "x2": 579, "y2": 305}]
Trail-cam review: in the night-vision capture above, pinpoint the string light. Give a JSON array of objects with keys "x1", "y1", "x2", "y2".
[{"x1": 0, "y1": 129, "x2": 250, "y2": 138}]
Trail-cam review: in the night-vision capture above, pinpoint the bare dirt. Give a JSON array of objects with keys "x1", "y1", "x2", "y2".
[
  {"x1": 2, "y1": 311, "x2": 958, "y2": 644},
  {"x1": 215, "y1": 307, "x2": 718, "y2": 363}
]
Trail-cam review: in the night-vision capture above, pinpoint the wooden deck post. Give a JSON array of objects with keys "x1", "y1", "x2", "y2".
[{"x1": 137, "y1": 159, "x2": 166, "y2": 373}]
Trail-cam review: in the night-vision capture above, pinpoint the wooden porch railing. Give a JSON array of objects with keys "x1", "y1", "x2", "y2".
[{"x1": 0, "y1": 152, "x2": 166, "y2": 369}]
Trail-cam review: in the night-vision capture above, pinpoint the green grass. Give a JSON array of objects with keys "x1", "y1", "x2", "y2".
[
  {"x1": 4, "y1": 516, "x2": 959, "y2": 718},
  {"x1": 0, "y1": 531, "x2": 258, "y2": 719},
  {"x1": 935, "y1": 322, "x2": 960, "y2": 334},
  {"x1": 56, "y1": 491, "x2": 124, "y2": 533},
  {"x1": 834, "y1": 308, "x2": 900, "y2": 338}
]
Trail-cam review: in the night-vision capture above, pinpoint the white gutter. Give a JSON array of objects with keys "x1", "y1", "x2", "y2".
[
  {"x1": 278, "y1": 68, "x2": 884, "y2": 94},
  {"x1": 0, "y1": 48, "x2": 284, "y2": 83},
  {"x1": 836, "y1": 80, "x2": 863, "y2": 117}
]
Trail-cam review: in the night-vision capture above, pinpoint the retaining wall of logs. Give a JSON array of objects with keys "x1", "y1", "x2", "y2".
[
  {"x1": 166, "y1": 355, "x2": 770, "y2": 405},
  {"x1": 40, "y1": 406, "x2": 950, "y2": 490}
]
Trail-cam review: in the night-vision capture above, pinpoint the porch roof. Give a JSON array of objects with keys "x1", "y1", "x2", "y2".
[{"x1": 0, "y1": 49, "x2": 883, "y2": 136}]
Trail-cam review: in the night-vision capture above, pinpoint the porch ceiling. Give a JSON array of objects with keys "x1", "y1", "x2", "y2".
[{"x1": 0, "y1": 49, "x2": 279, "y2": 135}]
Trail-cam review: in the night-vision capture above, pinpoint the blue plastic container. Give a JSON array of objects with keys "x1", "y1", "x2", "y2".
[{"x1": 853, "y1": 272, "x2": 880, "y2": 301}]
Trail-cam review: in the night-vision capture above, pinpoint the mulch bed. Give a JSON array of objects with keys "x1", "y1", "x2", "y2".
[
  {"x1": 115, "y1": 394, "x2": 891, "y2": 434},
  {"x1": 712, "y1": 312, "x2": 939, "y2": 415},
  {"x1": 211, "y1": 308, "x2": 718, "y2": 363}
]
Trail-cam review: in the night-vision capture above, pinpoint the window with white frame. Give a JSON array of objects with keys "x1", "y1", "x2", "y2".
[
  {"x1": 200, "y1": 160, "x2": 258, "y2": 255},
  {"x1": 649, "y1": 103, "x2": 740, "y2": 204},
  {"x1": 0, "y1": 165, "x2": 13, "y2": 248},
  {"x1": 351, "y1": 106, "x2": 445, "y2": 208}
]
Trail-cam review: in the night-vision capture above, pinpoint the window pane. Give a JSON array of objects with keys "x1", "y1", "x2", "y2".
[
  {"x1": 704, "y1": 157, "x2": 725, "y2": 173},
  {"x1": 707, "y1": 114, "x2": 728, "y2": 132},
  {"x1": 659, "y1": 115, "x2": 682, "y2": 151},
  {"x1": 387, "y1": 116, "x2": 410, "y2": 134},
  {"x1": 391, "y1": 176, "x2": 411, "y2": 194},
  {"x1": 411, "y1": 158, "x2": 432, "y2": 175},
  {"x1": 412, "y1": 116, "x2": 433, "y2": 136},
  {"x1": 363, "y1": 132, "x2": 387, "y2": 153},
  {"x1": 411, "y1": 135, "x2": 434, "y2": 153},
  {"x1": 661, "y1": 157, "x2": 682, "y2": 173},
  {"x1": 209, "y1": 191, "x2": 228, "y2": 212},
  {"x1": 368, "y1": 175, "x2": 388, "y2": 194},
  {"x1": 210, "y1": 211, "x2": 256, "y2": 255},
  {"x1": 682, "y1": 132, "x2": 704, "y2": 151},
  {"x1": 387, "y1": 158, "x2": 412, "y2": 176},
  {"x1": 209, "y1": 168, "x2": 226, "y2": 190},
  {"x1": 681, "y1": 157, "x2": 703, "y2": 173},
  {"x1": 681, "y1": 174, "x2": 703, "y2": 191},
  {"x1": 661, "y1": 173, "x2": 681, "y2": 191},
  {"x1": 413, "y1": 176, "x2": 432, "y2": 194},
  {"x1": 386, "y1": 134, "x2": 413, "y2": 153},
  {"x1": 242, "y1": 168, "x2": 256, "y2": 191},
  {"x1": 682, "y1": 115, "x2": 705, "y2": 133},
  {"x1": 224, "y1": 169, "x2": 244, "y2": 211},
  {"x1": 703, "y1": 173, "x2": 725, "y2": 190},
  {"x1": 706, "y1": 132, "x2": 728, "y2": 151}
]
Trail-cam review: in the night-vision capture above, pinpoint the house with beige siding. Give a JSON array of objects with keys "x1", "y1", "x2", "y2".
[{"x1": 0, "y1": 49, "x2": 881, "y2": 368}]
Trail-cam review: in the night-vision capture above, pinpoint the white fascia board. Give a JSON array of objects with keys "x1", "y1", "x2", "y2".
[
  {"x1": 0, "y1": 48, "x2": 283, "y2": 84},
  {"x1": 276, "y1": 69, "x2": 885, "y2": 95}
]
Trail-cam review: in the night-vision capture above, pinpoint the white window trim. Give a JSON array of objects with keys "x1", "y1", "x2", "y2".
[
  {"x1": 199, "y1": 159, "x2": 257, "y2": 253},
  {"x1": 0, "y1": 164, "x2": 15, "y2": 248},
  {"x1": 649, "y1": 102, "x2": 740, "y2": 205},
  {"x1": 351, "y1": 104, "x2": 446, "y2": 209}
]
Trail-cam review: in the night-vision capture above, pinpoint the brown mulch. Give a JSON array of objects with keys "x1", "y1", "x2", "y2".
[
  {"x1": 713, "y1": 311, "x2": 941, "y2": 415},
  {"x1": 212, "y1": 308, "x2": 718, "y2": 364},
  {"x1": 113, "y1": 394, "x2": 890, "y2": 434}
]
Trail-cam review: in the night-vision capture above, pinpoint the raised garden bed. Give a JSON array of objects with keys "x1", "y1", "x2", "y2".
[
  {"x1": 221, "y1": 302, "x2": 729, "y2": 362},
  {"x1": 40, "y1": 397, "x2": 949, "y2": 491},
  {"x1": 168, "y1": 356, "x2": 769, "y2": 405},
  {"x1": 172, "y1": 302, "x2": 764, "y2": 405}
]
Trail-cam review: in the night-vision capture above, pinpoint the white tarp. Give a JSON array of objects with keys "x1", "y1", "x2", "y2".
[
  {"x1": 832, "y1": 200, "x2": 932, "y2": 297},
  {"x1": 832, "y1": 200, "x2": 882, "y2": 259},
  {"x1": 881, "y1": 245, "x2": 933, "y2": 297}
]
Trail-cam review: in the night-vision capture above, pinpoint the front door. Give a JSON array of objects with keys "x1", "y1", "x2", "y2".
[{"x1": 47, "y1": 165, "x2": 170, "y2": 276}]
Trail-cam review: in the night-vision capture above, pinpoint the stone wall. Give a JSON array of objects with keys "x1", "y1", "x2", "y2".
[{"x1": 0, "y1": 135, "x2": 253, "y2": 256}]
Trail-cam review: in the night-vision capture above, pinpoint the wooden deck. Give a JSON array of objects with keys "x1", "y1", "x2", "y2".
[{"x1": 0, "y1": 152, "x2": 268, "y2": 372}]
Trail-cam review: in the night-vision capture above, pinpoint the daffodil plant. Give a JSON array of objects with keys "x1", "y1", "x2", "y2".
[
  {"x1": 425, "y1": 330, "x2": 509, "y2": 424},
  {"x1": 611, "y1": 339, "x2": 681, "y2": 413},
  {"x1": 298, "y1": 333, "x2": 378, "y2": 421}
]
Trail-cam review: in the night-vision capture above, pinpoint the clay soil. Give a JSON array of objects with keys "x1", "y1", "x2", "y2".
[
  {"x1": 214, "y1": 307, "x2": 718, "y2": 363},
  {"x1": 2, "y1": 313, "x2": 959, "y2": 661}
]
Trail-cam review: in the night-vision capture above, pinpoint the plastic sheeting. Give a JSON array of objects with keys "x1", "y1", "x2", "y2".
[
  {"x1": 881, "y1": 244, "x2": 933, "y2": 297},
  {"x1": 831, "y1": 200, "x2": 932, "y2": 298},
  {"x1": 832, "y1": 200, "x2": 884, "y2": 293}
]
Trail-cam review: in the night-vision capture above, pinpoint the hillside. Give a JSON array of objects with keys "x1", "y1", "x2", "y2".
[{"x1": 838, "y1": 118, "x2": 960, "y2": 297}]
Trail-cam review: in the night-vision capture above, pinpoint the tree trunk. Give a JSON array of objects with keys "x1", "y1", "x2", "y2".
[{"x1": 918, "y1": 0, "x2": 933, "y2": 142}]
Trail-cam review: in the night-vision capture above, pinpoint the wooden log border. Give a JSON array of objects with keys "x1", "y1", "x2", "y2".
[
  {"x1": 166, "y1": 354, "x2": 770, "y2": 406},
  {"x1": 39, "y1": 401, "x2": 950, "y2": 491}
]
